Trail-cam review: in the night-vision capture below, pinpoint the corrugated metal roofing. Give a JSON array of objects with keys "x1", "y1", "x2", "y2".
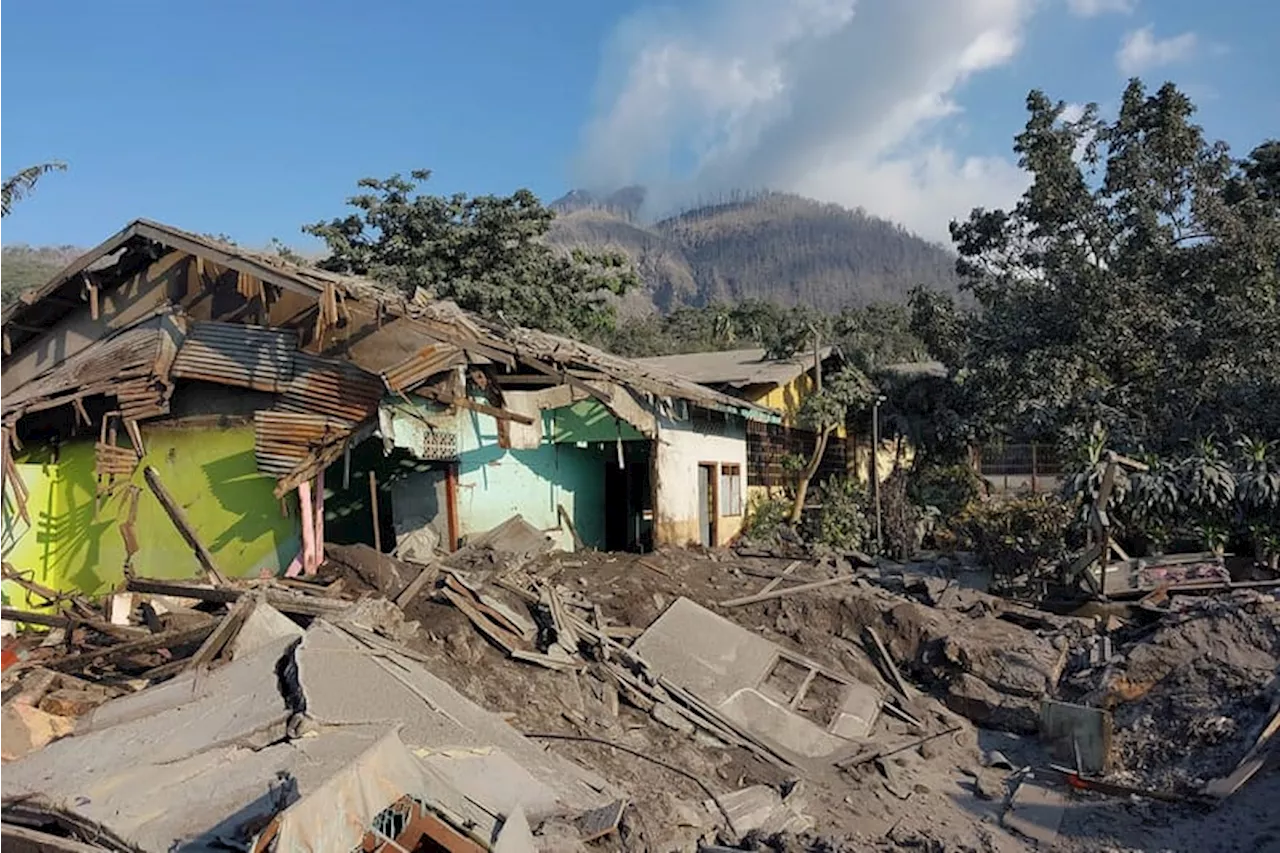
[
  {"x1": 381, "y1": 342, "x2": 463, "y2": 392},
  {"x1": 254, "y1": 410, "x2": 352, "y2": 476},
  {"x1": 172, "y1": 322, "x2": 297, "y2": 392},
  {"x1": 633, "y1": 347, "x2": 834, "y2": 388},
  {"x1": 279, "y1": 353, "x2": 385, "y2": 424},
  {"x1": 1, "y1": 319, "x2": 165, "y2": 418},
  {"x1": 2, "y1": 219, "x2": 782, "y2": 425}
]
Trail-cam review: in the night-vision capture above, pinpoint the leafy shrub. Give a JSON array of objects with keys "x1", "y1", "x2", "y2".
[
  {"x1": 815, "y1": 477, "x2": 873, "y2": 552},
  {"x1": 953, "y1": 496, "x2": 1074, "y2": 586},
  {"x1": 909, "y1": 463, "x2": 985, "y2": 521},
  {"x1": 743, "y1": 494, "x2": 793, "y2": 543}
]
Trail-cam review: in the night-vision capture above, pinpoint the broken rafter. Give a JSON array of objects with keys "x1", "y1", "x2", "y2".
[
  {"x1": 185, "y1": 593, "x2": 260, "y2": 671},
  {"x1": 47, "y1": 622, "x2": 218, "y2": 673},
  {"x1": 143, "y1": 466, "x2": 228, "y2": 585},
  {"x1": 516, "y1": 354, "x2": 613, "y2": 404},
  {"x1": 429, "y1": 391, "x2": 535, "y2": 425}
]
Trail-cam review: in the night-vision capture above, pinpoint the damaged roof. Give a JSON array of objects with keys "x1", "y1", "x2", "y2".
[
  {"x1": 0, "y1": 220, "x2": 776, "y2": 424},
  {"x1": 634, "y1": 347, "x2": 835, "y2": 389}
]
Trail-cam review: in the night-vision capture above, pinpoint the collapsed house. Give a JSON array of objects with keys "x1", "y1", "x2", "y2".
[{"x1": 1, "y1": 220, "x2": 780, "y2": 599}]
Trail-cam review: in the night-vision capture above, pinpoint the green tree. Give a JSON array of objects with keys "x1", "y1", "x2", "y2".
[
  {"x1": 948, "y1": 82, "x2": 1280, "y2": 454},
  {"x1": 304, "y1": 170, "x2": 638, "y2": 338},
  {"x1": 2, "y1": 161, "x2": 66, "y2": 217},
  {"x1": 789, "y1": 367, "x2": 876, "y2": 524}
]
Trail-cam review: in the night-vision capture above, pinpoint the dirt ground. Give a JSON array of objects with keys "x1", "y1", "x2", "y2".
[{"x1": 329, "y1": 545, "x2": 1280, "y2": 852}]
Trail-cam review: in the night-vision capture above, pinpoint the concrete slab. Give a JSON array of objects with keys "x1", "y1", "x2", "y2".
[
  {"x1": 1040, "y1": 700, "x2": 1112, "y2": 775},
  {"x1": 1002, "y1": 779, "x2": 1068, "y2": 847},
  {"x1": 633, "y1": 598, "x2": 880, "y2": 763},
  {"x1": 231, "y1": 602, "x2": 304, "y2": 659},
  {"x1": 298, "y1": 620, "x2": 614, "y2": 813}
]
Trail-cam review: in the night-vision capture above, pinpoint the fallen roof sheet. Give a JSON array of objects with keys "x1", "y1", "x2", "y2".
[
  {"x1": 1, "y1": 316, "x2": 168, "y2": 420},
  {"x1": 634, "y1": 346, "x2": 834, "y2": 389},
  {"x1": 2, "y1": 620, "x2": 612, "y2": 851},
  {"x1": 631, "y1": 597, "x2": 881, "y2": 766}
]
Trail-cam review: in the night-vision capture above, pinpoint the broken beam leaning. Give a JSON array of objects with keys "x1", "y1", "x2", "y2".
[
  {"x1": 719, "y1": 574, "x2": 857, "y2": 607},
  {"x1": 125, "y1": 578, "x2": 350, "y2": 618},
  {"x1": 143, "y1": 466, "x2": 229, "y2": 585}
]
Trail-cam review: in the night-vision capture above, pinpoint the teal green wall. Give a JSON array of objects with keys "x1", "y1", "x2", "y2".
[
  {"x1": 457, "y1": 407, "x2": 608, "y2": 550},
  {"x1": 550, "y1": 400, "x2": 645, "y2": 444}
]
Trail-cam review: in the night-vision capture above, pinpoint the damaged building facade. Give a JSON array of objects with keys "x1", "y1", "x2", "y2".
[
  {"x1": 635, "y1": 347, "x2": 850, "y2": 502},
  {"x1": 1, "y1": 220, "x2": 777, "y2": 598}
]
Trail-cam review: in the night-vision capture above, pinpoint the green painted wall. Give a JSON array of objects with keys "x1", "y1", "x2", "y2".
[
  {"x1": 550, "y1": 400, "x2": 645, "y2": 444},
  {"x1": 2, "y1": 424, "x2": 299, "y2": 601}
]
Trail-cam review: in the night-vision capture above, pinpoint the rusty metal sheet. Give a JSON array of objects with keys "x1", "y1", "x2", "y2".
[
  {"x1": 279, "y1": 353, "x2": 384, "y2": 424},
  {"x1": 254, "y1": 409, "x2": 351, "y2": 476},
  {"x1": 2, "y1": 320, "x2": 164, "y2": 418},
  {"x1": 113, "y1": 377, "x2": 171, "y2": 421},
  {"x1": 382, "y1": 343, "x2": 463, "y2": 393},
  {"x1": 172, "y1": 321, "x2": 297, "y2": 392}
]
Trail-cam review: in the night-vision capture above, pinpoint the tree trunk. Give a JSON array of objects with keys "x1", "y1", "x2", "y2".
[{"x1": 789, "y1": 426, "x2": 834, "y2": 525}]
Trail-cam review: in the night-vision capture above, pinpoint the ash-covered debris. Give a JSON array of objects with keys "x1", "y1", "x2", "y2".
[
  {"x1": 4, "y1": 541, "x2": 1278, "y2": 852},
  {"x1": 1081, "y1": 591, "x2": 1280, "y2": 792}
]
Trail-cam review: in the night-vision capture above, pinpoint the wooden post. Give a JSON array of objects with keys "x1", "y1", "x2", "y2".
[
  {"x1": 368, "y1": 470, "x2": 382, "y2": 553},
  {"x1": 445, "y1": 464, "x2": 459, "y2": 552},
  {"x1": 1031, "y1": 443, "x2": 1039, "y2": 494},
  {"x1": 310, "y1": 469, "x2": 325, "y2": 575},
  {"x1": 298, "y1": 480, "x2": 315, "y2": 569},
  {"x1": 872, "y1": 397, "x2": 883, "y2": 554},
  {"x1": 143, "y1": 466, "x2": 227, "y2": 585}
]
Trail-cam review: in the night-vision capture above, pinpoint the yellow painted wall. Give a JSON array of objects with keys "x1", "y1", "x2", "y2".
[
  {"x1": 744, "y1": 372, "x2": 847, "y2": 438},
  {"x1": 2, "y1": 424, "x2": 299, "y2": 602}
]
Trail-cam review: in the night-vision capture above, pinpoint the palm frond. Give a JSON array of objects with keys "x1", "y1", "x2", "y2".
[{"x1": 1, "y1": 161, "x2": 67, "y2": 217}]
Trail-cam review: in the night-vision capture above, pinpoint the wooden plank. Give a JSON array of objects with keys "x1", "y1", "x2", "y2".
[
  {"x1": 143, "y1": 466, "x2": 228, "y2": 585},
  {"x1": 1, "y1": 821, "x2": 115, "y2": 853},
  {"x1": 755, "y1": 559, "x2": 802, "y2": 599},
  {"x1": 393, "y1": 561, "x2": 439, "y2": 608},
  {"x1": 1, "y1": 607, "x2": 77, "y2": 629},
  {"x1": 719, "y1": 574, "x2": 856, "y2": 607},
  {"x1": 440, "y1": 587, "x2": 520, "y2": 654},
  {"x1": 124, "y1": 577, "x2": 350, "y2": 617},
  {"x1": 516, "y1": 354, "x2": 613, "y2": 403},
  {"x1": 47, "y1": 622, "x2": 217, "y2": 673},
  {"x1": 864, "y1": 625, "x2": 912, "y2": 699},
  {"x1": 368, "y1": 470, "x2": 382, "y2": 553},
  {"x1": 185, "y1": 594, "x2": 259, "y2": 671},
  {"x1": 1202, "y1": 701, "x2": 1280, "y2": 799}
]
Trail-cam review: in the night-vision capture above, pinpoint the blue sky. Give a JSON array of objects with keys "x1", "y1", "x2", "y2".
[{"x1": 3, "y1": 0, "x2": 1276, "y2": 248}]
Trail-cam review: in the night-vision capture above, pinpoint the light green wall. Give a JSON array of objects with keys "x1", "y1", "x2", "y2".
[
  {"x1": 2, "y1": 424, "x2": 299, "y2": 601},
  {"x1": 550, "y1": 400, "x2": 645, "y2": 444}
]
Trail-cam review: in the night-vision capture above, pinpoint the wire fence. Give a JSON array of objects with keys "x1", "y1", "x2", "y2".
[{"x1": 975, "y1": 443, "x2": 1063, "y2": 494}]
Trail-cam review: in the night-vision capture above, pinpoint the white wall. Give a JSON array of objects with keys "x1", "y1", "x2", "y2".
[{"x1": 654, "y1": 414, "x2": 749, "y2": 547}]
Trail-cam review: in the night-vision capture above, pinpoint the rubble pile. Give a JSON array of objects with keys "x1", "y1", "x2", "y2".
[
  {"x1": 1076, "y1": 591, "x2": 1280, "y2": 792},
  {"x1": 3, "y1": 538, "x2": 1278, "y2": 851}
]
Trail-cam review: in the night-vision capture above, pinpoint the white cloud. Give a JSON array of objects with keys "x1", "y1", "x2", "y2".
[
  {"x1": 1066, "y1": 0, "x2": 1136, "y2": 17},
  {"x1": 575, "y1": 0, "x2": 1037, "y2": 243},
  {"x1": 1116, "y1": 26, "x2": 1198, "y2": 75}
]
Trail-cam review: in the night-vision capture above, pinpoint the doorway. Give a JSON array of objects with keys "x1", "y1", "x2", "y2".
[
  {"x1": 603, "y1": 440, "x2": 653, "y2": 552},
  {"x1": 697, "y1": 463, "x2": 718, "y2": 547}
]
